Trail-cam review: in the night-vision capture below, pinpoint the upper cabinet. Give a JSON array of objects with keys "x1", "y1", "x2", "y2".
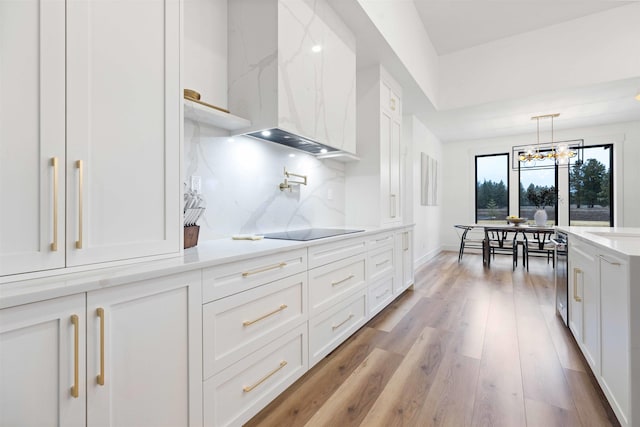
[
  {"x1": 1, "y1": 0, "x2": 181, "y2": 278},
  {"x1": 228, "y1": 0, "x2": 356, "y2": 155},
  {"x1": 345, "y1": 65, "x2": 403, "y2": 226}
]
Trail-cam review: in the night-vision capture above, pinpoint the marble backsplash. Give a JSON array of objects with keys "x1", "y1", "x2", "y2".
[{"x1": 184, "y1": 119, "x2": 347, "y2": 240}]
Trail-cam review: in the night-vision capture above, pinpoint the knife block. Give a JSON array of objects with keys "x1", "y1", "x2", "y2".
[{"x1": 184, "y1": 225, "x2": 200, "y2": 249}]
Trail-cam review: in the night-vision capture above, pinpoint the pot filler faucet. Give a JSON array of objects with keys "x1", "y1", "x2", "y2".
[{"x1": 279, "y1": 167, "x2": 307, "y2": 192}]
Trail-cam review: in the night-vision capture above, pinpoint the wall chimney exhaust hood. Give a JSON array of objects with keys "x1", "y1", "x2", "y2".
[{"x1": 228, "y1": 0, "x2": 357, "y2": 158}]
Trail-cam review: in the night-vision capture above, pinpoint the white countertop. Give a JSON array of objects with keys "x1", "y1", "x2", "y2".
[
  {"x1": 556, "y1": 226, "x2": 640, "y2": 257},
  {"x1": 0, "y1": 225, "x2": 410, "y2": 309}
]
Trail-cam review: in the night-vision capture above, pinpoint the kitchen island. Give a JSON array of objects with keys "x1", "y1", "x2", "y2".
[{"x1": 557, "y1": 226, "x2": 640, "y2": 427}]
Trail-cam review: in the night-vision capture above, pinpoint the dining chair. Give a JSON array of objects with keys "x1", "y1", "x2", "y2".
[
  {"x1": 484, "y1": 227, "x2": 520, "y2": 270},
  {"x1": 454, "y1": 225, "x2": 485, "y2": 263},
  {"x1": 522, "y1": 229, "x2": 555, "y2": 271}
]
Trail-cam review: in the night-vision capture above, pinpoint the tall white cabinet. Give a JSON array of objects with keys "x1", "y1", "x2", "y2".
[
  {"x1": 346, "y1": 65, "x2": 403, "y2": 226},
  {"x1": 0, "y1": 0, "x2": 181, "y2": 278}
]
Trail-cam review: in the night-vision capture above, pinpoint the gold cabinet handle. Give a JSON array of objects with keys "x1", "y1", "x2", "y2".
[
  {"x1": 390, "y1": 194, "x2": 397, "y2": 218},
  {"x1": 599, "y1": 255, "x2": 621, "y2": 266},
  {"x1": 243, "y1": 360, "x2": 287, "y2": 393},
  {"x1": 403, "y1": 232, "x2": 409, "y2": 251},
  {"x1": 96, "y1": 308, "x2": 105, "y2": 386},
  {"x1": 75, "y1": 160, "x2": 84, "y2": 249},
  {"x1": 331, "y1": 274, "x2": 354, "y2": 287},
  {"x1": 70, "y1": 314, "x2": 79, "y2": 398},
  {"x1": 50, "y1": 157, "x2": 59, "y2": 251},
  {"x1": 242, "y1": 262, "x2": 286, "y2": 277},
  {"x1": 376, "y1": 289, "x2": 390, "y2": 300},
  {"x1": 376, "y1": 259, "x2": 390, "y2": 267},
  {"x1": 390, "y1": 98, "x2": 396, "y2": 111},
  {"x1": 242, "y1": 304, "x2": 288, "y2": 326},
  {"x1": 332, "y1": 313, "x2": 354, "y2": 330},
  {"x1": 573, "y1": 268, "x2": 583, "y2": 302}
]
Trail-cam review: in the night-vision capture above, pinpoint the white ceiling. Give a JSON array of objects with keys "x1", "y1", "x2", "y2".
[
  {"x1": 329, "y1": 1, "x2": 640, "y2": 142},
  {"x1": 413, "y1": 1, "x2": 632, "y2": 55}
]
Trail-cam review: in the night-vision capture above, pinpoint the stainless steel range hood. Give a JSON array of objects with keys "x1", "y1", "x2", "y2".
[
  {"x1": 244, "y1": 128, "x2": 340, "y2": 155},
  {"x1": 228, "y1": 0, "x2": 356, "y2": 158}
]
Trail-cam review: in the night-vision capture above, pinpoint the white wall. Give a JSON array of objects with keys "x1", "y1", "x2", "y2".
[
  {"x1": 440, "y1": 3, "x2": 640, "y2": 110},
  {"x1": 404, "y1": 115, "x2": 443, "y2": 267},
  {"x1": 184, "y1": 120, "x2": 346, "y2": 240},
  {"x1": 183, "y1": 0, "x2": 228, "y2": 108},
  {"x1": 357, "y1": 0, "x2": 439, "y2": 108},
  {"x1": 440, "y1": 120, "x2": 640, "y2": 250}
]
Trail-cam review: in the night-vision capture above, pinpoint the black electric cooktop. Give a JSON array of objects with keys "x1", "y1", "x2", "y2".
[{"x1": 262, "y1": 228, "x2": 364, "y2": 241}]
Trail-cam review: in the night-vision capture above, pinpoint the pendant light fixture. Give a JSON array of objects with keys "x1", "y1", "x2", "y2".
[{"x1": 518, "y1": 113, "x2": 577, "y2": 166}]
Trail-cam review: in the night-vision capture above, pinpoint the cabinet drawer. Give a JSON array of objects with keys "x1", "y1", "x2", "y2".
[
  {"x1": 369, "y1": 246, "x2": 394, "y2": 282},
  {"x1": 308, "y1": 254, "x2": 366, "y2": 316},
  {"x1": 203, "y1": 324, "x2": 307, "y2": 427},
  {"x1": 309, "y1": 291, "x2": 367, "y2": 367},
  {"x1": 308, "y1": 236, "x2": 366, "y2": 269},
  {"x1": 368, "y1": 231, "x2": 394, "y2": 251},
  {"x1": 203, "y1": 273, "x2": 307, "y2": 378},
  {"x1": 203, "y1": 248, "x2": 307, "y2": 302},
  {"x1": 369, "y1": 275, "x2": 394, "y2": 317}
]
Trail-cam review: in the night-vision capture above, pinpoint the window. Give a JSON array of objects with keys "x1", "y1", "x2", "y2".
[
  {"x1": 519, "y1": 154, "x2": 557, "y2": 225},
  {"x1": 476, "y1": 154, "x2": 509, "y2": 224},
  {"x1": 569, "y1": 144, "x2": 613, "y2": 226}
]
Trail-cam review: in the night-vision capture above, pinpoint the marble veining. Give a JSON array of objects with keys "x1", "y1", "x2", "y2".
[{"x1": 184, "y1": 120, "x2": 346, "y2": 241}]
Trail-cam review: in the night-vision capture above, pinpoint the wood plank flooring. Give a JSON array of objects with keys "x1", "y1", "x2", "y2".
[{"x1": 245, "y1": 252, "x2": 620, "y2": 427}]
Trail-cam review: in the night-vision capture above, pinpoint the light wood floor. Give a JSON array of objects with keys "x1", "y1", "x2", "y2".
[{"x1": 245, "y1": 251, "x2": 620, "y2": 427}]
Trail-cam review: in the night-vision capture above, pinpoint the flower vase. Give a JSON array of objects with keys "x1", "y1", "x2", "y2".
[{"x1": 534, "y1": 209, "x2": 548, "y2": 226}]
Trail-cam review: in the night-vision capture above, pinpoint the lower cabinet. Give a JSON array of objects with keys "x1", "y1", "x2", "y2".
[
  {"x1": 395, "y1": 227, "x2": 414, "y2": 294},
  {"x1": 0, "y1": 271, "x2": 203, "y2": 427},
  {"x1": 203, "y1": 324, "x2": 308, "y2": 427}
]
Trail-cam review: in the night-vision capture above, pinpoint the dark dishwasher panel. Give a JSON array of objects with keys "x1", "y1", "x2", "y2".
[{"x1": 553, "y1": 231, "x2": 568, "y2": 326}]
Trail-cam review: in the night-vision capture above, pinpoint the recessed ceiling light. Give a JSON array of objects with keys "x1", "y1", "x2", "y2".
[
  {"x1": 289, "y1": 153, "x2": 296, "y2": 158},
  {"x1": 227, "y1": 137, "x2": 235, "y2": 143},
  {"x1": 320, "y1": 148, "x2": 328, "y2": 154},
  {"x1": 261, "y1": 130, "x2": 271, "y2": 137},
  {"x1": 311, "y1": 45, "x2": 322, "y2": 53}
]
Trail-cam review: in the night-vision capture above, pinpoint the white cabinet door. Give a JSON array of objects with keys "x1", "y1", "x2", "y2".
[
  {"x1": 570, "y1": 241, "x2": 600, "y2": 372},
  {"x1": 379, "y1": 81, "x2": 401, "y2": 226},
  {"x1": 0, "y1": 294, "x2": 86, "y2": 427},
  {"x1": 599, "y1": 252, "x2": 630, "y2": 424},
  {"x1": 0, "y1": 0, "x2": 66, "y2": 276},
  {"x1": 66, "y1": 0, "x2": 180, "y2": 267},
  {"x1": 395, "y1": 228, "x2": 414, "y2": 294},
  {"x1": 86, "y1": 271, "x2": 202, "y2": 427}
]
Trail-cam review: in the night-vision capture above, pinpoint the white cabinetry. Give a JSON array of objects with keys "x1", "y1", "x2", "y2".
[
  {"x1": 599, "y1": 250, "x2": 630, "y2": 426},
  {"x1": 202, "y1": 250, "x2": 309, "y2": 426},
  {"x1": 0, "y1": 0, "x2": 180, "y2": 278},
  {"x1": 0, "y1": 272, "x2": 202, "y2": 427},
  {"x1": 566, "y1": 232, "x2": 637, "y2": 427},
  {"x1": 568, "y1": 238, "x2": 600, "y2": 372},
  {"x1": 0, "y1": 294, "x2": 86, "y2": 427},
  {"x1": 395, "y1": 227, "x2": 414, "y2": 294},
  {"x1": 307, "y1": 237, "x2": 368, "y2": 367},
  {"x1": 367, "y1": 232, "x2": 395, "y2": 317},
  {"x1": 346, "y1": 65, "x2": 403, "y2": 226}
]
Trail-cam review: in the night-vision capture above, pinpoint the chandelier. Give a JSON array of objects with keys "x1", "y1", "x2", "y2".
[{"x1": 519, "y1": 113, "x2": 577, "y2": 166}]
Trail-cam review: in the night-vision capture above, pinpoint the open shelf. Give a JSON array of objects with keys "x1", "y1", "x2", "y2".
[{"x1": 183, "y1": 98, "x2": 251, "y2": 131}]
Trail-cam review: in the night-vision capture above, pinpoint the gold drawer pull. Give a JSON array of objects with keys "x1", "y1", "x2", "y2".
[
  {"x1": 599, "y1": 255, "x2": 621, "y2": 266},
  {"x1": 75, "y1": 160, "x2": 84, "y2": 249},
  {"x1": 71, "y1": 314, "x2": 79, "y2": 398},
  {"x1": 390, "y1": 98, "x2": 396, "y2": 111},
  {"x1": 96, "y1": 308, "x2": 105, "y2": 386},
  {"x1": 376, "y1": 259, "x2": 390, "y2": 267},
  {"x1": 50, "y1": 157, "x2": 59, "y2": 251},
  {"x1": 376, "y1": 289, "x2": 390, "y2": 299},
  {"x1": 573, "y1": 268, "x2": 583, "y2": 302},
  {"x1": 242, "y1": 262, "x2": 287, "y2": 277},
  {"x1": 243, "y1": 304, "x2": 288, "y2": 326},
  {"x1": 332, "y1": 313, "x2": 354, "y2": 330},
  {"x1": 243, "y1": 360, "x2": 287, "y2": 393},
  {"x1": 331, "y1": 274, "x2": 355, "y2": 286}
]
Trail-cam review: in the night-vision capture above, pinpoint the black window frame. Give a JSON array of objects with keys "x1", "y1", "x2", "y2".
[
  {"x1": 475, "y1": 153, "x2": 510, "y2": 224},
  {"x1": 518, "y1": 153, "x2": 559, "y2": 225}
]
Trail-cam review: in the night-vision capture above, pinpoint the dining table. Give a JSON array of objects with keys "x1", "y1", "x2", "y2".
[{"x1": 455, "y1": 223, "x2": 556, "y2": 267}]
